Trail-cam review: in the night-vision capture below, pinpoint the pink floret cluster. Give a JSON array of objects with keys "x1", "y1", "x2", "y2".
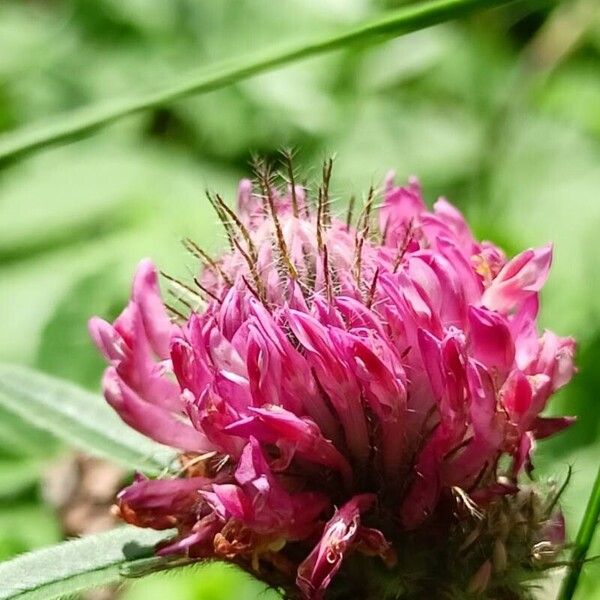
[{"x1": 90, "y1": 173, "x2": 575, "y2": 599}]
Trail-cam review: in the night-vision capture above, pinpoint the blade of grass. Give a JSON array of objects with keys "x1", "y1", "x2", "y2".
[
  {"x1": 558, "y1": 465, "x2": 600, "y2": 600},
  {"x1": 0, "y1": 0, "x2": 519, "y2": 165}
]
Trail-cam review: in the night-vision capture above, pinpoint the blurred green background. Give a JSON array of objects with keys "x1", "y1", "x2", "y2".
[{"x1": 0, "y1": 0, "x2": 599, "y2": 598}]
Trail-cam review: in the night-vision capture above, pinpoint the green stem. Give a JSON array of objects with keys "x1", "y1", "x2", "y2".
[
  {"x1": 558, "y1": 465, "x2": 600, "y2": 600},
  {"x1": 0, "y1": 0, "x2": 519, "y2": 165}
]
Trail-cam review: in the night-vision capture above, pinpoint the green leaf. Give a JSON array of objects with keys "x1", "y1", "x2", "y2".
[
  {"x1": 0, "y1": 405, "x2": 57, "y2": 459},
  {"x1": 0, "y1": 506, "x2": 62, "y2": 563},
  {"x1": 0, "y1": 0, "x2": 518, "y2": 164},
  {"x1": 0, "y1": 459, "x2": 41, "y2": 501},
  {"x1": 0, "y1": 526, "x2": 170, "y2": 600},
  {"x1": 121, "y1": 563, "x2": 281, "y2": 600},
  {"x1": 0, "y1": 363, "x2": 173, "y2": 474},
  {"x1": 558, "y1": 465, "x2": 600, "y2": 600},
  {"x1": 35, "y1": 265, "x2": 125, "y2": 390}
]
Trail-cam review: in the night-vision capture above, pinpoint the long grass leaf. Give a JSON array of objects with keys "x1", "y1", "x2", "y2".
[
  {"x1": 0, "y1": 0, "x2": 518, "y2": 164},
  {"x1": 558, "y1": 465, "x2": 600, "y2": 600}
]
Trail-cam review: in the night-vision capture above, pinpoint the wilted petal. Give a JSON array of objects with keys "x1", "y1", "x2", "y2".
[
  {"x1": 532, "y1": 416, "x2": 576, "y2": 439},
  {"x1": 297, "y1": 494, "x2": 375, "y2": 599},
  {"x1": 118, "y1": 475, "x2": 210, "y2": 529}
]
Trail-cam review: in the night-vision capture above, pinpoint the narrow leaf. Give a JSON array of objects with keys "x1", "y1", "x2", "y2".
[
  {"x1": 0, "y1": 0, "x2": 518, "y2": 164},
  {"x1": 558, "y1": 465, "x2": 600, "y2": 600},
  {"x1": 0, "y1": 526, "x2": 171, "y2": 600},
  {"x1": 0, "y1": 363, "x2": 173, "y2": 474}
]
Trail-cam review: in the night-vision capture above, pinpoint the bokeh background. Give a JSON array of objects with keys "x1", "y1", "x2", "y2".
[{"x1": 0, "y1": 0, "x2": 599, "y2": 598}]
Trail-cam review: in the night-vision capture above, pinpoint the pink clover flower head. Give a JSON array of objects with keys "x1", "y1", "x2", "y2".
[{"x1": 90, "y1": 162, "x2": 575, "y2": 599}]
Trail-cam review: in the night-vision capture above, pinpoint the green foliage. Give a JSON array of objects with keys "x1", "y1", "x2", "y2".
[
  {"x1": 121, "y1": 565, "x2": 281, "y2": 600},
  {"x1": 0, "y1": 506, "x2": 62, "y2": 563},
  {"x1": 0, "y1": 364, "x2": 173, "y2": 474},
  {"x1": 0, "y1": 0, "x2": 517, "y2": 164},
  {"x1": 0, "y1": 0, "x2": 599, "y2": 598},
  {"x1": 0, "y1": 526, "x2": 169, "y2": 599}
]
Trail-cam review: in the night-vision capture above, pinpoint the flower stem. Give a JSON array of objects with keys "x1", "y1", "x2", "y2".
[
  {"x1": 558, "y1": 465, "x2": 600, "y2": 600},
  {"x1": 0, "y1": 0, "x2": 520, "y2": 165}
]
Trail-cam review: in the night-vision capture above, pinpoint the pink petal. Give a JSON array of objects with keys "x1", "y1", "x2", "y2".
[
  {"x1": 482, "y1": 244, "x2": 553, "y2": 313},
  {"x1": 132, "y1": 259, "x2": 178, "y2": 359},
  {"x1": 103, "y1": 368, "x2": 211, "y2": 452},
  {"x1": 467, "y1": 305, "x2": 515, "y2": 377},
  {"x1": 225, "y1": 405, "x2": 352, "y2": 485},
  {"x1": 380, "y1": 178, "x2": 425, "y2": 247}
]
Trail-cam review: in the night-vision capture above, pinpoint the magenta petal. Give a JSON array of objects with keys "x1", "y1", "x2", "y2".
[
  {"x1": 132, "y1": 259, "x2": 178, "y2": 359},
  {"x1": 226, "y1": 405, "x2": 353, "y2": 485},
  {"x1": 482, "y1": 244, "x2": 553, "y2": 313},
  {"x1": 400, "y1": 441, "x2": 441, "y2": 529},
  {"x1": 158, "y1": 513, "x2": 222, "y2": 556},
  {"x1": 513, "y1": 432, "x2": 535, "y2": 476},
  {"x1": 531, "y1": 331, "x2": 577, "y2": 392},
  {"x1": 88, "y1": 317, "x2": 127, "y2": 363},
  {"x1": 379, "y1": 178, "x2": 425, "y2": 247},
  {"x1": 90, "y1": 305, "x2": 182, "y2": 413},
  {"x1": 119, "y1": 476, "x2": 209, "y2": 510},
  {"x1": 207, "y1": 483, "x2": 252, "y2": 521},
  {"x1": 468, "y1": 305, "x2": 515, "y2": 376},
  {"x1": 103, "y1": 368, "x2": 211, "y2": 452}
]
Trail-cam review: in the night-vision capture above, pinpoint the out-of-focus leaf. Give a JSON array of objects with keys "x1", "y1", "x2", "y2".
[
  {"x1": 358, "y1": 26, "x2": 454, "y2": 89},
  {"x1": 536, "y1": 61, "x2": 600, "y2": 139},
  {"x1": 0, "y1": 363, "x2": 173, "y2": 474},
  {"x1": 121, "y1": 563, "x2": 281, "y2": 600},
  {"x1": 36, "y1": 265, "x2": 124, "y2": 390},
  {"x1": 0, "y1": 0, "x2": 517, "y2": 164},
  {"x1": 0, "y1": 459, "x2": 41, "y2": 501},
  {"x1": 332, "y1": 97, "x2": 482, "y2": 191},
  {"x1": 0, "y1": 525, "x2": 170, "y2": 600},
  {"x1": 0, "y1": 506, "x2": 62, "y2": 562},
  {"x1": 487, "y1": 115, "x2": 600, "y2": 340},
  {"x1": 0, "y1": 139, "x2": 234, "y2": 366},
  {"x1": 0, "y1": 405, "x2": 57, "y2": 459}
]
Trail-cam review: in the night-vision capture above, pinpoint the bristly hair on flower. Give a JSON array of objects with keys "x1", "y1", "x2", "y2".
[{"x1": 89, "y1": 156, "x2": 576, "y2": 599}]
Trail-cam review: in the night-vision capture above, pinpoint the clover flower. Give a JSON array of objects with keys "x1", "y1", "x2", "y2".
[{"x1": 90, "y1": 161, "x2": 575, "y2": 599}]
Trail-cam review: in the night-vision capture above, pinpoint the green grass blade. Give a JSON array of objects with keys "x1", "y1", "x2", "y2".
[
  {"x1": 0, "y1": 363, "x2": 174, "y2": 475},
  {"x1": 0, "y1": 526, "x2": 171, "y2": 600},
  {"x1": 0, "y1": 0, "x2": 518, "y2": 164},
  {"x1": 558, "y1": 465, "x2": 600, "y2": 600}
]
